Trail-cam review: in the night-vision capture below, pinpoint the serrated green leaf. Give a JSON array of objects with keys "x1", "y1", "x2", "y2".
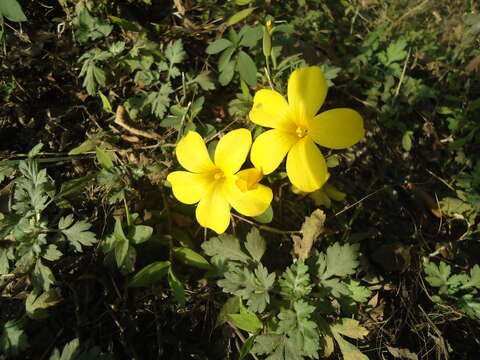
[
  {"x1": 165, "y1": 39, "x2": 186, "y2": 65},
  {"x1": 277, "y1": 300, "x2": 319, "y2": 358},
  {"x1": 128, "y1": 261, "x2": 170, "y2": 287},
  {"x1": 202, "y1": 234, "x2": 251, "y2": 264},
  {"x1": 28, "y1": 143, "x2": 44, "y2": 158},
  {"x1": 0, "y1": 0, "x2": 27, "y2": 22},
  {"x1": 191, "y1": 71, "x2": 215, "y2": 91},
  {"x1": 385, "y1": 38, "x2": 407, "y2": 65},
  {"x1": 279, "y1": 260, "x2": 312, "y2": 301},
  {"x1": 331, "y1": 318, "x2": 368, "y2": 339},
  {"x1": 424, "y1": 261, "x2": 451, "y2": 288},
  {"x1": 26, "y1": 288, "x2": 62, "y2": 320},
  {"x1": 147, "y1": 83, "x2": 173, "y2": 118},
  {"x1": 244, "y1": 228, "x2": 266, "y2": 262},
  {"x1": 60, "y1": 216, "x2": 97, "y2": 252},
  {"x1": 345, "y1": 280, "x2": 372, "y2": 303},
  {"x1": 49, "y1": 338, "x2": 80, "y2": 360},
  {"x1": 228, "y1": 312, "x2": 262, "y2": 333},
  {"x1": 0, "y1": 249, "x2": 10, "y2": 274},
  {"x1": 218, "y1": 264, "x2": 275, "y2": 313},
  {"x1": 237, "y1": 51, "x2": 257, "y2": 87},
  {"x1": 168, "y1": 266, "x2": 186, "y2": 306},
  {"x1": 331, "y1": 331, "x2": 369, "y2": 360},
  {"x1": 173, "y1": 247, "x2": 211, "y2": 270},
  {"x1": 318, "y1": 242, "x2": 360, "y2": 280},
  {"x1": 207, "y1": 39, "x2": 233, "y2": 55},
  {"x1": 42, "y1": 245, "x2": 63, "y2": 262}
]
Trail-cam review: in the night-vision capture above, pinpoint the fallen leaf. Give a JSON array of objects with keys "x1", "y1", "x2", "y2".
[
  {"x1": 387, "y1": 345, "x2": 418, "y2": 360},
  {"x1": 292, "y1": 209, "x2": 325, "y2": 260}
]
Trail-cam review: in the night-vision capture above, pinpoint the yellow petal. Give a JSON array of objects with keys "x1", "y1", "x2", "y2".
[
  {"x1": 250, "y1": 129, "x2": 298, "y2": 175},
  {"x1": 309, "y1": 108, "x2": 365, "y2": 149},
  {"x1": 215, "y1": 129, "x2": 251, "y2": 175},
  {"x1": 166, "y1": 171, "x2": 212, "y2": 205},
  {"x1": 235, "y1": 168, "x2": 263, "y2": 192},
  {"x1": 286, "y1": 137, "x2": 328, "y2": 192},
  {"x1": 249, "y1": 89, "x2": 295, "y2": 131},
  {"x1": 224, "y1": 177, "x2": 273, "y2": 217},
  {"x1": 195, "y1": 184, "x2": 231, "y2": 234},
  {"x1": 288, "y1": 66, "x2": 328, "y2": 121},
  {"x1": 176, "y1": 131, "x2": 215, "y2": 173}
]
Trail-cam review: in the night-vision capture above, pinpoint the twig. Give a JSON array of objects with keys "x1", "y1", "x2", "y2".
[
  {"x1": 394, "y1": 47, "x2": 411, "y2": 98},
  {"x1": 335, "y1": 186, "x2": 388, "y2": 217},
  {"x1": 114, "y1": 105, "x2": 162, "y2": 140},
  {"x1": 231, "y1": 213, "x2": 300, "y2": 235}
]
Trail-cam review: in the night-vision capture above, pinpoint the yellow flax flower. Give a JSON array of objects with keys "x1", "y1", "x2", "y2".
[
  {"x1": 166, "y1": 129, "x2": 272, "y2": 234},
  {"x1": 249, "y1": 66, "x2": 365, "y2": 192}
]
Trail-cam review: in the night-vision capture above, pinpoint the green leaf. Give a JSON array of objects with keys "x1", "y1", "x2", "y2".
[
  {"x1": 218, "y1": 46, "x2": 236, "y2": 72},
  {"x1": 42, "y1": 245, "x2": 63, "y2": 262},
  {"x1": 218, "y1": 264, "x2": 275, "y2": 313},
  {"x1": 32, "y1": 260, "x2": 55, "y2": 292},
  {"x1": 385, "y1": 38, "x2": 407, "y2": 65},
  {"x1": 173, "y1": 247, "x2": 211, "y2": 270},
  {"x1": 227, "y1": 7, "x2": 255, "y2": 26},
  {"x1": 26, "y1": 288, "x2": 62, "y2": 320},
  {"x1": 128, "y1": 225, "x2": 153, "y2": 244},
  {"x1": 165, "y1": 39, "x2": 186, "y2": 65},
  {"x1": 219, "y1": 60, "x2": 235, "y2": 86},
  {"x1": 108, "y1": 15, "x2": 140, "y2": 32},
  {"x1": 253, "y1": 205, "x2": 273, "y2": 224},
  {"x1": 279, "y1": 260, "x2": 312, "y2": 301},
  {"x1": 95, "y1": 147, "x2": 114, "y2": 169},
  {"x1": 0, "y1": 319, "x2": 29, "y2": 356},
  {"x1": 318, "y1": 242, "x2": 360, "y2": 280},
  {"x1": 237, "y1": 51, "x2": 257, "y2": 87},
  {"x1": 59, "y1": 215, "x2": 97, "y2": 252},
  {"x1": 461, "y1": 265, "x2": 480, "y2": 289},
  {"x1": 277, "y1": 300, "x2": 319, "y2": 358},
  {"x1": 0, "y1": 0, "x2": 27, "y2": 22},
  {"x1": 146, "y1": 83, "x2": 173, "y2": 118},
  {"x1": 244, "y1": 228, "x2": 266, "y2": 262},
  {"x1": 216, "y1": 296, "x2": 240, "y2": 327},
  {"x1": 331, "y1": 318, "x2": 368, "y2": 339},
  {"x1": 68, "y1": 140, "x2": 96, "y2": 155},
  {"x1": 331, "y1": 332, "x2": 369, "y2": 360},
  {"x1": 128, "y1": 261, "x2": 170, "y2": 287},
  {"x1": 402, "y1": 130, "x2": 413, "y2": 152},
  {"x1": 206, "y1": 39, "x2": 233, "y2": 55},
  {"x1": 98, "y1": 91, "x2": 113, "y2": 113},
  {"x1": 114, "y1": 237, "x2": 129, "y2": 268},
  {"x1": 28, "y1": 143, "x2": 44, "y2": 158},
  {"x1": 424, "y1": 261, "x2": 451, "y2": 288},
  {"x1": 202, "y1": 234, "x2": 251, "y2": 264},
  {"x1": 239, "y1": 25, "x2": 263, "y2": 48},
  {"x1": 48, "y1": 338, "x2": 80, "y2": 360},
  {"x1": 191, "y1": 71, "x2": 215, "y2": 91},
  {"x1": 228, "y1": 312, "x2": 262, "y2": 333},
  {"x1": 168, "y1": 266, "x2": 186, "y2": 306},
  {"x1": 74, "y1": 9, "x2": 113, "y2": 42},
  {"x1": 345, "y1": 280, "x2": 372, "y2": 302},
  {"x1": 239, "y1": 335, "x2": 257, "y2": 359}
]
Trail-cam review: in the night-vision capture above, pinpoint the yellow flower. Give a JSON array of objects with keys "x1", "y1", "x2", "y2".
[
  {"x1": 166, "y1": 129, "x2": 273, "y2": 234},
  {"x1": 249, "y1": 66, "x2": 365, "y2": 192}
]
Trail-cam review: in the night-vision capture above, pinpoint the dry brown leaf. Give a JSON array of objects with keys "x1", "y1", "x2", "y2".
[
  {"x1": 292, "y1": 209, "x2": 325, "y2": 260},
  {"x1": 387, "y1": 346, "x2": 418, "y2": 360}
]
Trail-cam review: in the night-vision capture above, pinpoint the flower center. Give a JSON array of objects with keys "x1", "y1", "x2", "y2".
[
  {"x1": 212, "y1": 169, "x2": 225, "y2": 181},
  {"x1": 295, "y1": 126, "x2": 308, "y2": 138}
]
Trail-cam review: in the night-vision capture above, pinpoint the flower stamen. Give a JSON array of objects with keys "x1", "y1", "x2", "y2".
[{"x1": 295, "y1": 126, "x2": 308, "y2": 138}]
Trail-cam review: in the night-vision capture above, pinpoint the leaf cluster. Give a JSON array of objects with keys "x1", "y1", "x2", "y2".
[
  {"x1": 204, "y1": 224, "x2": 371, "y2": 360},
  {"x1": 424, "y1": 261, "x2": 480, "y2": 319},
  {"x1": 0, "y1": 149, "x2": 97, "y2": 316}
]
